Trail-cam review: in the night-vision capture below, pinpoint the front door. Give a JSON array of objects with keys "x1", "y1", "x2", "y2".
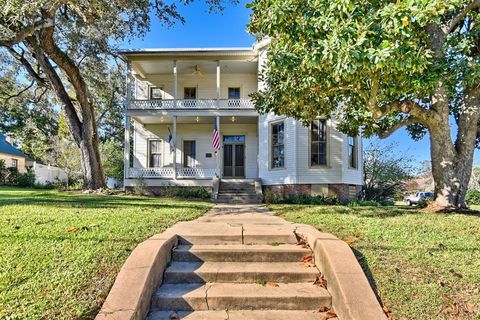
[{"x1": 223, "y1": 135, "x2": 245, "y2": 178}]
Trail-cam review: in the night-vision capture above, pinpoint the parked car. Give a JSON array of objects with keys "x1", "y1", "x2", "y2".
[{"x1": 404, "y1": 192, "x2": 434, "y2": 206}]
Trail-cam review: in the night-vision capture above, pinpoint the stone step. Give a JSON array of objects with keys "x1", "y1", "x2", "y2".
[
  {"x1": 147, "y1": 310, "x2": 337, "y2": 320},
  {"x1": 172, "y1": 244, "x2": 311, "y2": 262},
  {"x1": 217, "y1": 192, "x2": 256, "y2": 196},
  {"x1": 164, "y1": 261, "x2": 319, "y2": 283},
  {"x1": 152, "y1": 283, "x2": 331, "y2": 311}
]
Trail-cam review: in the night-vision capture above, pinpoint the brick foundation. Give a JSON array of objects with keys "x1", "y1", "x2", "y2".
[
  {"x1": 125, "y1": 186, "x2": 212, "y2": 197},
  {"x1": 263, "y1": 184, "x2": 361, "y2": 202}
]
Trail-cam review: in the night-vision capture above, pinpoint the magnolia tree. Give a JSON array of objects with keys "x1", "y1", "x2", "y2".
[
  {"x1": 0, "y1": 0, "x2": 232, "y2": 189},
  {"x1": 248, "y1": 0, "x2": 480, "y2": 208}
]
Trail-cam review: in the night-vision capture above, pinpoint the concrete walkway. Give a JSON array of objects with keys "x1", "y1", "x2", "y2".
[
  {"x1": 97, "y1": 204, "x2": 386, "y2": 320},
  {"x1": 147, "y1": 204, "x2": 332, "y2": 320}
]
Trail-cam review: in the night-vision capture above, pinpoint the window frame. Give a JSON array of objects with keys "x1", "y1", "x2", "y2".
[
  {"x1": 347, "y1": 136, "x2": 358, "y2": 169},
  {"x1": 309, "y1": 118, "x2": 330, "y2": 168},
  {"x1": 147, "y1": 139, "x2": 163, "y2": 168},
  {"x1": 182, "y1": 140, "x2": 197, "y2": 168},
  {"x1": 149, "y1": 86, "x2": 163, "y2": 100},
  {"x1": 269, "y1": 120, "x2": 286, "y2": 170},
  {"x1": 11, "y1": 159, "x2": 18, "y2": 169},
  {"x1": 228, "y1": 87, "x2": 241, "y2": 99},
  {"x1": 184, "y1": 87, "x2": 197, "y2": 99}
]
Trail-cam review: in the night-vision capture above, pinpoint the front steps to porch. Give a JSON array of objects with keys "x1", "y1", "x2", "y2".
[
  {"x1": 215, "y1": 179, "x2": 262, "y2": 204},
  {"x1": 146, "y1": 215, "x2": 334, "y2": 320}
]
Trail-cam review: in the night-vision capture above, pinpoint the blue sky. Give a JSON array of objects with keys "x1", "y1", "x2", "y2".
[{"x1": 121, "y1": 0, "x2": 479, "y2": 168}]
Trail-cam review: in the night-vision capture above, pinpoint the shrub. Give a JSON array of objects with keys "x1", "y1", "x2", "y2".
[
  {"x1": 133, "y1": 178, "x2": 148, "y2": 195},
  {"x1": 266, "y1": 192, "x2": 339, "y2": 205},
  {"x1": 162, "y1": 187, "x2": 211, "y2": 199},
  {"x1": 0, "y1": 160, "x2": 6, "y2": 184},
  {"x1": 465, "y1": 190, "x2": 480, "y2": 206},
  {"x1": 15, "y1": 169, "x2": 35, "y2": 187}
]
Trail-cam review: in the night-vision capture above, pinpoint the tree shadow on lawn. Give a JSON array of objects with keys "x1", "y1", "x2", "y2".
[
  {"x1": 0, "y1": 193, "x2": 210, "y2": 210},
  {"x1": 351, "y1": 247, "x2": 386, "y2": 308}
]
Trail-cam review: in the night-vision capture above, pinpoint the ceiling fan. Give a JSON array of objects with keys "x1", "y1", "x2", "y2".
[{"x1": 191, "y1": 65, "x2": 203, "y2": 76}]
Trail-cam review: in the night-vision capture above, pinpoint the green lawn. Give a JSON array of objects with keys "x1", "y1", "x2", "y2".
[
  {"x1": 0, "y1": 187, "x2": 213, "y2": 320},
  {"x1": 270, "y1": 204, "x2": 480, "y2": 319}
]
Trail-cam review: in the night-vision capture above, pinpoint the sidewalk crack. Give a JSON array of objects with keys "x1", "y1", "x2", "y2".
[
  {"x1": 204, "y1": 284, "x2": 212, "y2": 310},
  {"x1": 241, "y1": 224, "x2": 244, "y2": 244}
]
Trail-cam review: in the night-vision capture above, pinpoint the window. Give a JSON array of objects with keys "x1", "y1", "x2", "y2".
[
  {"x1": 271, "y1": 122, "x2": 285, "y2": 169},
  {"x1": 11, "y1": 159, "x2": 18, "y2": 169},
  {"x1": 183, "y1": 141, "x2": 196, "y2": 168},
  {"x1": 311, "y1": 119, "x2": 327, "y2": 166},
  {"x1": 148, "y1": 140, "x2": 162, "y2": 168},
  {"x1": 149, "y1": 87, "x2": 163, "y2": 100},
  {"x1": 184, "y1": 87, "x2": 196, "y2": 99},
  {"x1": 348, "y1": 136, "x2": 357, "y2": 169},
  {"x1": 228, "y1": 87, "x2": 240, "y2": 99}
]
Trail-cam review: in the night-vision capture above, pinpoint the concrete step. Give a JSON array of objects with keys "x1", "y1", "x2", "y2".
[
  {"x1": 217, "y1": 192, "x2": 256, "y2": 196},
  {"x1": 172, "y1": 244, "x2": 311, "y2": 262},
  {"x1": 164, "y1": 261, "x2": 319, "y2": 283},
  {"x1": 152, "y1": 283, "x2": 331, "y2": 311},
  {"x1": 147, "y1": 310, "x2": 337, "y2": 320}
]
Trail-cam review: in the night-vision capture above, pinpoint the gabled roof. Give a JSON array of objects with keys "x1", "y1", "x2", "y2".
[{"x1": 0, "y1": 133, "x2": 28, "y2": 158}]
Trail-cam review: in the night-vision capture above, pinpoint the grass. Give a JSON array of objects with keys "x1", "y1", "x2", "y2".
[
  {"x1": 269, "y1": 204, "x2": 480, "y2": 319},
  {"x1": 0, "y1": 187, "x2": 213, "y2": 320}
]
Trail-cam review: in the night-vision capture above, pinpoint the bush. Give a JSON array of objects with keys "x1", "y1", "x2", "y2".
[
  {"x1": 349, "y1": 199, "x2": 395, "y2": 207},
  {"x1": 162, "y1": 187, "x2": 211, "y2": 199},
  {"x1": 0, "y1": 160, "x2": 6, "y2": 184},
  {"x1": 15, "y1": 169, "x2": 35, "y2": 187},
  {"x1": 465, "y1": 190, "x2": 480, "y2": 206},
  {"x1": 265, "y1": 192, "x2": 339, "y2": 205}
]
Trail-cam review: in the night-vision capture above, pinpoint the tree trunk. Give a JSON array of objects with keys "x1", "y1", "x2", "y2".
[
  {"x1": 429, "y1": 128, "x2": 475, "y2": 208},
  {"x1": 76, "y1": 121, "x2": 105, "y2": 190}
]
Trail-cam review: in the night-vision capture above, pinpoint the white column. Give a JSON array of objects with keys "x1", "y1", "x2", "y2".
[
  {"x1": 216, "y1": 60, "x2": 220, "y2": 108},
  {"x1": 173, "y1": 60, "x2": 178, "y2": 107},
  {"x1": 216, "y1": 115, "x2": 221, "y2": 177},
  {"x1": 124, "y1": 62, "x2": 132, "y2": 185},
  {"x1": 173, "y1": 115, "x2": 177, "y2": 179}
]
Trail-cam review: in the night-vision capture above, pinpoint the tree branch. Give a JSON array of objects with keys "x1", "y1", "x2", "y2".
[
  {"x1": 0, "y1": 19, "x2": 55, "y2": 47},
  {"x1": 5, "y1": 46, "x2": 48, "y2": 86},
  {"x1": 1, "y1": 80, "x2": 35, "y2": 102},
  {"x1": 448, "y1": 0, "x2": 480, "y2": 33},
  {"x1": 378, "y1": 117, "x2": 418, "y2": 139}
]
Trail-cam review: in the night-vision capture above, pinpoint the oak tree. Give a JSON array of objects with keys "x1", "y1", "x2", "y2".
[{"x1": 248, "y1": 0, "x2": 480, "y2": 208}]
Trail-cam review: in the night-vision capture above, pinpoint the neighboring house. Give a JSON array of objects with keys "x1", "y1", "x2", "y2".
[
  {"x1": 0, "y1": 133, "x2": 28, "y2": 173},
  {"x1": 0, "y1": 133, "x2": 68, "y2": 184},
  {"x1": 404, "y1": 177, "x2": 434, "y2": 193},
  {"x1": 119, "y1": 42, "x2": 363, "y2": 201}
]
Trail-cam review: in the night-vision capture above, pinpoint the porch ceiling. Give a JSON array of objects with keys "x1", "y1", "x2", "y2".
[
  {"x1": 133, "y1": 115, "x2": 258, "y2": 125},
  {"x1": 132, "y1": 60, "x2": 257, "y2": 76}
]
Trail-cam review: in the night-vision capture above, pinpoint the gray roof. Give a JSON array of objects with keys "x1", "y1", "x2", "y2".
[{"x1": 0, "y1": 133, "x2": 27, "y2": 158}]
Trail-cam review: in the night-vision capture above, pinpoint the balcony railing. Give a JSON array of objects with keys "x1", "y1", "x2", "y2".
[
  {"x1": 128, "y1": 167, "x2": 217, "y2": 179},
  {"x1": 129, "y1": 98, "x2": 255, "y2": 110}
]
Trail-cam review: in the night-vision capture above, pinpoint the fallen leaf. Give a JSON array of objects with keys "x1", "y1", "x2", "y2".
[
  {"x1": 265, "y1": 281, "x2": 279, "y2": 287},
  {"x1": 321, "y1": 310, "x2": 338, "y2": 320},
  {"x1": 402, "y1": 17, "x2": 409, "y2": 27},
  {"x1": 313, "y1": 275, "x2": 327, "y2": 289},
  {"x1": 383, "y1": 306, "x2": 390, "y2": 313},
  {"x1": 302, "y1": 255, "x2": 313, "y2": 263},
  {"x1": 68, "y1": 227, "x2": 78, "y2": 233},
  {"x1": 344, "y1": 238, "x2": 357, "y2": 245},
  {"x1": 466, "y1": 303, "x2": 474, "y2": 313},
  {"x1": 318, "y1": 306, "x2": 330, "y2": 312}
]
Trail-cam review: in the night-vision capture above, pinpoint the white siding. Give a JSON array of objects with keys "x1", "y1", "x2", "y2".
[
  {"x1": 134, "y1": 73, "x2": 257, "y2": 100},
  {"x1": 258, "y1": 113, "x2": 297, "y2": 185},
  {"x1": 132, "y1": 121, "x2": 258, "y2": 179}
]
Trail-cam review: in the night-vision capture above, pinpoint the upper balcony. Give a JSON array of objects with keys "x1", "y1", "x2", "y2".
[{"x1": 121, "y1": 48, "x2": 259, "y2": 112}]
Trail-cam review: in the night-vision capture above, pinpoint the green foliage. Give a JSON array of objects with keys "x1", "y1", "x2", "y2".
[
  {"x1": 100, "y1": 139, "x2": 124, "y2": 180},
  {"x1": 3, "y1": 167, "x2": 36, "y2": 187},
  {"x1": 265, "y1": 191, "x2": 339, "y2": 205},
  {"x1": 0, "y1": 159, "x2": 6, "y2": 184},
  {"x1": 363, "y1": 141, "x2": 414, "y2": 201},
  {"x1": 348, "y1": 199, "x2": 394, "y2": 207},
  {"x1": 465, "y1": 190, "x2": 480, "y2": 205}
]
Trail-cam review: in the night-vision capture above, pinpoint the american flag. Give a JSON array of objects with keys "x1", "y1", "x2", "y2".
[{"x1": 212, "y1": 120, "x2": 220, "y2": 150}]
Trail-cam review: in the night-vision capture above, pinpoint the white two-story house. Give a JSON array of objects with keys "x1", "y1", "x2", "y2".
[{"x1": 120, "y1": 41, "x2": 363, "y2": 201}]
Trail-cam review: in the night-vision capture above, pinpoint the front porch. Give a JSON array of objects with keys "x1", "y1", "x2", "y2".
[{"x1": 124, "y1": 115, "x2": 259, "y2": 186}]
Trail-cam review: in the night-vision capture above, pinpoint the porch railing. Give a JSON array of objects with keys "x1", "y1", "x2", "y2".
[
  {"x1": 129, "y1": 98, "x2": 255, "y2": 110},
  {"x1": 127, "y1": 167, "x2": 217, "y2": 179}
]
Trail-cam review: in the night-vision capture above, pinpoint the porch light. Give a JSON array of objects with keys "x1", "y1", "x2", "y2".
[
  {"x1": 231, "y1": 116, "x2": 236, "y2": 123},
  {"x1": 160, "y1": 116, "x2": 164, "y2": 122},
  {"x1": 196, "y1": 116, "x2": 200, "y2": 123}
]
